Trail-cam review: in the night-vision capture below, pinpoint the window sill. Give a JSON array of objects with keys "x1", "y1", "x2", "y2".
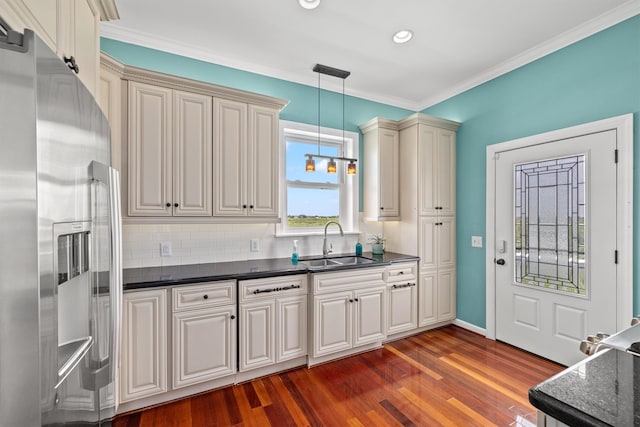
[{"x1": 274, "y1": 230, "x2": 360, "y2": 238}]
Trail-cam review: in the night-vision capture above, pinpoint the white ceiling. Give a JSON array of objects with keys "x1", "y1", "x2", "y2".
[{"x1": 101, "y1": 0, "x2": 640, "y2": 111}]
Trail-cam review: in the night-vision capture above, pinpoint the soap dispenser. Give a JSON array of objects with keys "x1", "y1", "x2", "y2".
[
  {"x1": 355, "y1": 237, "x2": 363, "y2": 256},
  {"x1": 291, "y1": 240, "x2": 299, "y2": 264}
]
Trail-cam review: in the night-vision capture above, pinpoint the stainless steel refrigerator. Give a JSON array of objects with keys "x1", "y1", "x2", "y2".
[{"x1": 0, "y1": 27, "x2": 122, "y2": 426}]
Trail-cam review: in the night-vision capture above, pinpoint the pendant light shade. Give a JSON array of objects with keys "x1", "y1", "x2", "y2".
[
  {"x1": 347, "y1": 161, "x2": 357, "y2": 175},
  {"x1": 304, "y1": 64, "x2": 358, "y2": 175},
  {"x1": 305, "y1": 155, "x2": 316, "y2": 172},
  {"x1": 327, "y1": 159, "x2": 337, "y2": 174}
]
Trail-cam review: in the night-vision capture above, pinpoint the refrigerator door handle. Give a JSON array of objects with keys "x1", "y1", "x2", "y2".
[{"x1": 90, "y1": 160, "x2": 122, "y2": 409}]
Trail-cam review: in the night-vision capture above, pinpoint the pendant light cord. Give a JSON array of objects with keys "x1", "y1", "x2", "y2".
[{"x1": 317, "y1": 71, "x2": 321, "y2": 156}]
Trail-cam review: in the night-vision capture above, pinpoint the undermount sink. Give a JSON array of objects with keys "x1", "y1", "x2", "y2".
[{"x1": 301, "y1": 256, "x2": 375, "y2": 270}]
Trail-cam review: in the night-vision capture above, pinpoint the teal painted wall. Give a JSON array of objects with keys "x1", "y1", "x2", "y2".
[{"x1": 424, "y1": 15, "x2": 640, "y2": 328}]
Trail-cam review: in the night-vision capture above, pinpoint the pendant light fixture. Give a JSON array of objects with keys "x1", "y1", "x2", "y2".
[{"x1": 305, "y1": 64, "x2": 357, "y2": 175}]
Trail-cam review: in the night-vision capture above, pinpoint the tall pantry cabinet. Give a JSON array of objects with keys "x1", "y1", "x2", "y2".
[{"x1": 383, "y1": 113, "x2": 460, "y2": 327}]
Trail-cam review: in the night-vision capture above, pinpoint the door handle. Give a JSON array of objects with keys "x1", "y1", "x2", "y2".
[{"x1": 496, "y1": 258, "x2": 506, "y2": 265}]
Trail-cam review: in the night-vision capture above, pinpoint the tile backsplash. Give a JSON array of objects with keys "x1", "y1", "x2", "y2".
[{"x1": 122, "y1": 215, "x2": 383, "y2": 268}]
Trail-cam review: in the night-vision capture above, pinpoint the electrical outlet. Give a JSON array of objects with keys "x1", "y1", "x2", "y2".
[
  {"x1": 250, "y1": 238, "x2": 260, "y2": 252},
  {"x1": 471, "y1": 236, "x2": 483, "y2": 248},
  {"x1": 160, "y1": 241, "x2": 172, "y2": 257}
]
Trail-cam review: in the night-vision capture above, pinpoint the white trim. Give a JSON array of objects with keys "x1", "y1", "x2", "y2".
[
  {"x1": 452, "y1": 319, "x2": 487, "y2": 336},
  {"x1": 485, "y1": 113, "x2": 634, "y2": 340},
  {"x1": 101, "y1": 2, "x2": 640, "y2": 111},
  {"x1": 277, "y1": 120, "x2": 359, "y2": 236}
]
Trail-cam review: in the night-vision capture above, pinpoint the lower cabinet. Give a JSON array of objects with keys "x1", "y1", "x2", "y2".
[
  {"x1": 419, "y1": 269, "x2": 456, "y2": 326},
  {"x1": 239, "y1": 275, "x2": 307, "y2": 372},
  {"x1": 386, "y1": 262, "x2": 418, "y2": 335},
  {"x1": 171, "y1": 281, "x2": 236, "y2": 389},
  {"x1": 311, "y1": 268, "x2": 386, "y2": 361},
  {"x1": 120, "y1": 289, "x2": 167, "y2": 403}
]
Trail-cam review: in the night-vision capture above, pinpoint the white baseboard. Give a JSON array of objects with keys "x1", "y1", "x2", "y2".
[{"x1": 452, "y1": 318, "x2": 488, "y2": 337}]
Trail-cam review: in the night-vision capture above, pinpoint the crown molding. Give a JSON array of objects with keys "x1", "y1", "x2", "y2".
[
  {"x1": 101, "y1": 1, "x2": 640, "y2": 113},
  {"x1": 95, "y1": 0, "x2": 120, "y2": 21},
  {"x1": 418, "y1": 0, "x2": 640, "y2": 110}
]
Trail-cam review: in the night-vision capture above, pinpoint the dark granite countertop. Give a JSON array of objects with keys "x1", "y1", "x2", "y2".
[
  {"x1": 529, "y1": 348, "x2": 640, "y2": 426},
  {"x1": 123, "y1": 251, "x2": 419, "y2": 290}
]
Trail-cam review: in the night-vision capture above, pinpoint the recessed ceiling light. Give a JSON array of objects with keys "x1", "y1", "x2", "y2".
[
  {"x1": 299, "y1": 0, "x2": 320, "y2": 9},
  {"x1": 393, "y1": 29, "x2": 413, "y2": 44}
]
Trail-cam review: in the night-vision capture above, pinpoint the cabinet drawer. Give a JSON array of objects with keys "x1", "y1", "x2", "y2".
[
  {"x1": 172, "y1": 281, "x2": 235, "y2": 312},
  {"x1": 313, "y1": 267, "x2": 386, "y2": 295},
  {"x1": 239, "y1": 274, "x2": 307, "y2": 302},
  {"x1": 386, "y1": 262, "x2": 418, "y2": 281}
]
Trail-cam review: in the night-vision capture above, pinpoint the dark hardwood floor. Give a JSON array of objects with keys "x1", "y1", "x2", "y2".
[{"x1": 113, "y1": 326, "x2": 563, "y2": 426}]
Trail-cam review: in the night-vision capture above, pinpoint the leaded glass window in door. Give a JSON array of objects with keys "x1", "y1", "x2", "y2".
[{"x1": 514, "y1": 155, "x2": 586, "y2": 295}]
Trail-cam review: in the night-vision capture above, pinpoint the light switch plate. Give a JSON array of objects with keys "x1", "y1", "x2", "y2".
[
  {"x1": 471, "y1": 236, "x2": 483, "y2": 248},
  {"x1": 250, "y1": 238, "x2": 260, "y2": 252}
]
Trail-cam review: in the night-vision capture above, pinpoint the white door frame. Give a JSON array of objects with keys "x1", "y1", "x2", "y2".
[{"x1": 485, "y1": 114, "x2": 634, "y2": 340}]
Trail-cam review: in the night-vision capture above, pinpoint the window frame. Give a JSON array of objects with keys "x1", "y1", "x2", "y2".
[{"x1": 277, "y1": 120, "x2": 359, "y2": 236}]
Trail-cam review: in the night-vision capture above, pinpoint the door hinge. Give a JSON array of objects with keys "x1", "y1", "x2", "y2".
[
  {"x1": 615, "y1": 149, "x2": 618, "y2": 163},
  {"x1": 615, "y1": 250, "x2": 618, "y2": 264}
]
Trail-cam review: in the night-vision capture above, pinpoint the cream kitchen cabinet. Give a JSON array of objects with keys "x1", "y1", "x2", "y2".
[
  {"x1": 239, "y1": 275, "x2": 307, "y2": 372},
  {"x1": 360, "y1": 118, "x2": 400, "y2": 221},
  {"x1": 386, "y1": 261, "x2": 418, "y2": 335},
  {"x1": 418, "y1": 216, "x2": 456, "y2": 326},
  {"x1": 120, "y1": 288, "x2": 167, "y2": 403},
  {"x1": 214, "y1": 99, "x2": 279, "y2": 218},
  {"x1": 171, "y1": 281, "x2": 236, "y2": 389},
  {"x1": 418, "y1": 124, "x2": 456, "y2": 217},
  {"x1": 0, "y1": 0, "x2": 103, "y2": 98},
  {"x1": 128, "y1": 81, "x2": 213, "y2": 217},
  {"x1": 310, "y1": 268, "x2": 386, "y2": 364}
]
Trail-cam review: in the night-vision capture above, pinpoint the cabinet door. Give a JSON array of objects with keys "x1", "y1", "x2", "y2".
[
  {"x1": 58, "y1": 0, "x2": 99, "y2": 97},
  {"x1": 379, "y1": 129, "x2": 400, "y2": 218},
  {"x1": 173, "y1": 90, "x2": 213, "y2": 216},
  {"x1": 418, "y1": 124, "x2": 438, "y2": 216},
  {"x1": 387, "y1": 282, "x2": 417, "y2": 335},
  {"x1": 213, "y1": 98, "x2": 247, "y2": 216},
  {"x1": 437, "y1": 269, "x2": 456, "y2": 321},
  {"x1": 239, "y1": 300, "x2": 275, "y2": 372},
  {"x1": 0, "y1": 0, "x2": 58, "y2": 49},
  {"x1": 128, "y1": 81, "x2": 173, "y2": 216},
  {"x1": 418, "y1": 272, "x2": 437, "y2": 327},
  {"x1": 436, "y1": 129, "x2": 456, "y2": 216},
  {"x1": 277, "y1": 295, "x2": 307, "y2": 362},
  {"x1": 247, "y1": 105, "x2": 278, "y2": 217},
  {"x1": 353, "y1": 286, "x2": 386, "y2": 346},
  {"x1": 120, "y1": 289, "x2": 167, "y2": 403},
  {"x1": 419, "y1": 217, "x2": 437, "y2": 271},
  {"x1": 438, "y1": 217, "x2": 456, "y2": 270},
  {"x1": 313, "y1": 292, "x2": 352, "y2": 357},
  {"x1": 173, "y1": 305, "x2": 236, "y2": 388}
]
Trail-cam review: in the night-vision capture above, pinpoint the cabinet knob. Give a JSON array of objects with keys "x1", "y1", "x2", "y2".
[
  {"x1": 203, "y1": 294, "x2": 208, "y2": 300},
  {"x1": 355, "y1": 298, "x2": 359, "y2": 302},
  {"x1": 230, "y1": 315, "x2": 236, "y2": 320},
  {"x1": 399, "y1": 271, "x2": 404, "y2": 275},
  {"x1": 349, "y1": 299, "x2": 353, "y2": 303},
  {"x1": 174, "y1": 203, "x2": 179, "y2": 208},
  {"x1": 380, "y1": 207, "x2": 384, "y2": 210},
  {"x1": 63, "y1": 56, "x2": 79, "y2": 74},
  {"x1": 166, "y1": 203, "x2": 171, "y2": 207},
  {"x1": 243, "y1": 204, "x2": 247, "y2": 209},
  {"x1": 249, "y1": 205, "x2": 254, "y2": 209}
]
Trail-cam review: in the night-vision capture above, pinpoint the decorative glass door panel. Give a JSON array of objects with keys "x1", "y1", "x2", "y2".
[{"x1": 514, "y1": 155, "x2": 586, "y2": 296}]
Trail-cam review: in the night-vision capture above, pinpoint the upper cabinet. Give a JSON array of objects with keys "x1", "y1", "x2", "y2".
[
  {"x1": 360, "y1": 118, "x2": 400, "y2": 221},
  {"x1": 417, "y1": 124, "x2": 456, "y2": 217},
  {"x1": 0, "y1": 0, "x2": 105, "y2": 98},
  {"x1": 128, "y1": 81, "x2": 213, "y2": 217},
  {"x1": 213, "y1": 101, "x2": 279, "y2": 218},
  {"x1": 111, "y1": 63, "x2": 288, "y2": 222}
]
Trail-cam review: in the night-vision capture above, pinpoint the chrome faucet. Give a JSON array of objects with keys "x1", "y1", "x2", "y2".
[{"x1": 322, "y1": 221, "x2": 344, "y2": 257}]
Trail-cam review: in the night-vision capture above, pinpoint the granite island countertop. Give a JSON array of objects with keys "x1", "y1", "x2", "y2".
[
  {"x1": 529, "y1": 347, "x2": 640, "y2": 426},
  {"x1": 123, "y1": 251, "x2": 419, "y2": 290}
]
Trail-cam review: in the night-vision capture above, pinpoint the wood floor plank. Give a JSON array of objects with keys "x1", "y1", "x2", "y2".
[{"x1": 113, "y1": 326, "x2": 564, "y2": 427}]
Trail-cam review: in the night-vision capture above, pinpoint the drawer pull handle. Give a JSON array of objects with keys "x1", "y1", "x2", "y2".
[
  {"x1": 203, "y1": 294, "x2": 208, "y2": 300},
  {"x1": 253, "y1": 284, "x2": 301, "y2": 295},
  {"x1": 392, "y1": 282, "x2": 416, "y2": 289}
]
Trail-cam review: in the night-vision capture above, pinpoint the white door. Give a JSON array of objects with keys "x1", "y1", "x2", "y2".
[{"x1": 495, "y1": 130, "x2": 617, "y2": 366}]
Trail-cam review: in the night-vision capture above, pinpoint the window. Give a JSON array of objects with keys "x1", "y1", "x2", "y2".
[{"x1": 278, "y1": 120, "x2": 359, "y2": 235}]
